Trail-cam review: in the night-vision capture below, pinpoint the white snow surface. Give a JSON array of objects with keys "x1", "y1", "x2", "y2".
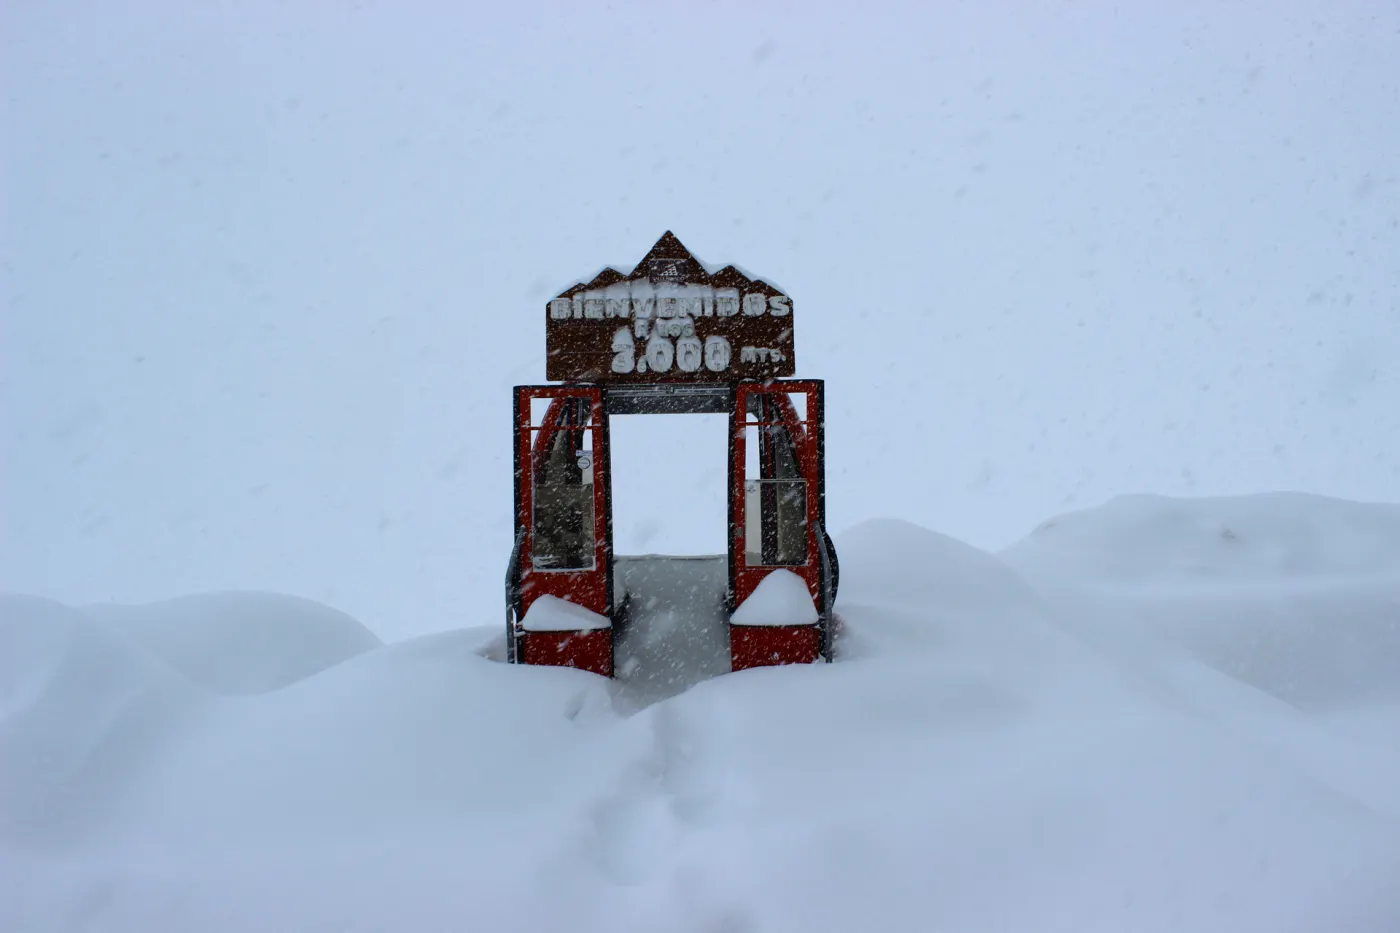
[
  {"x1": 81, "y1": 591, "x2": 382, "y2": 694},
  {"x1": 521, "y1": 593, "x2": 612, "y2": 632},
  {"x1": 4, "y1": 494, "x2": 1400, "y2": 932},
  {"x1": 730, "y1": 569, "x2": 819, "y2": 626}
]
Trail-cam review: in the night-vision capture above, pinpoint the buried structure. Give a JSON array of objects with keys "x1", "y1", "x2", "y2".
[{"x1": 506, "y1": 232, "x2": 838, "y2": 683}]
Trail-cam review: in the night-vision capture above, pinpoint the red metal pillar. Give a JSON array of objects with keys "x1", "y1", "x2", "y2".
[
  {"x1": 729, "y1": 380, "x2": 827, "y2": 671},
  {"x1": 510, "y1": 386, "x2": 614, "y2": 677}
]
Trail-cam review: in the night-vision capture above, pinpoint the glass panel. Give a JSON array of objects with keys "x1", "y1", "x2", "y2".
[
  {"x1": 743, "y1": 414, "x2": 809, "y2": 567},
  {"x1": 744, "y1": 478, "x2": 808, "y2": 566},
  {"x1": 532, "y1": 398, "x2": 596, "y2": 571}
]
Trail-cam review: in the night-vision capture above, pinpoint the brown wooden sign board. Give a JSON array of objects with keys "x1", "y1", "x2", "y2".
[{"x1": 545, "y1": 232, "x2": 796, "y2": 384}]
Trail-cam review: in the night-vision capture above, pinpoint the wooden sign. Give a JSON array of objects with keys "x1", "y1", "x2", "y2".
[{"x1": 545, "y1": 232, "x2": 796, "y2": 384}]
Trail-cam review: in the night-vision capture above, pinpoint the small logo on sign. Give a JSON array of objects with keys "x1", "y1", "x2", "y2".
[{"x1": 649, "y1": 259, "x2": 682, "y2": 283}]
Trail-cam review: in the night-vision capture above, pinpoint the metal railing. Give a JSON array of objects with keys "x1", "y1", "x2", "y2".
[
  {"x1": 504, "y1": 527, "x2": 525, "y2": 664},
  {"x1": 815, "y1": 520, "x2": 839, "y2": 662}
]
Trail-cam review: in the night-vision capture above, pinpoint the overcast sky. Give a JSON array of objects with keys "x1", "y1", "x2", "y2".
[{"x1": 4, "y1": 0, "x2": 1398, "y2": 639}]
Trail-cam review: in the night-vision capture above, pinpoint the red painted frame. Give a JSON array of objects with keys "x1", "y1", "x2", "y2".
[
  {"x1": 513, "y1": 385, "x2": 612, "y2": 622},
  {"x1": 730, "y1": 379, "x2": 825, "y2": 612}
]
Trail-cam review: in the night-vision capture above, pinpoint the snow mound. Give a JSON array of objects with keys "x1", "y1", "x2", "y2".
[
  {"x1": 83, "y1": 591, "x2": 382, "y2": 694},
  {"x1": 103, "y1": 630, "x2": 628, "y2": 851},
  {"x1": 1006, "y1": 492, "x2": 1400, "y2": 584},
  {"x1": 836, "y1": 516, "x2": 1047, "y2": 610},
  {"x1": 731, "y1": 569, "x2": 817, "y2": 626},
  {"x1": 0, "y1": 594, "x2": 201, "y2": 848},
  {"x1": 832, "y1": 517, "x2": 1061, "y2": 661},
  {"x1": 1002, "y1": 494, "x2": 1400, "y2": 708}
]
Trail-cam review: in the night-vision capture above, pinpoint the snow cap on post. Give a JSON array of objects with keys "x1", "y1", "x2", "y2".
[{"x1": 731, "y1": 569, "x2": 819, "y2": 627}]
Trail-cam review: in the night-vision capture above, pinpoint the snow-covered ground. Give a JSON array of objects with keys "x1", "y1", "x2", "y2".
[{"x1": 4, "y1": 493, "x2": 1399, "y2": 932}]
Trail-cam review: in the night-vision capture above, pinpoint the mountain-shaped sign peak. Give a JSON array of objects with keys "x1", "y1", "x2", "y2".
[
  {"x1": 630, "y1": 231, "x2": 708, "y2": 285},
  {"x1": 558, "y1": 233, "x2": 774, "y2": 297},
  {"x1": 641, "y1": 230, "x2": 690, "y2": 261}
]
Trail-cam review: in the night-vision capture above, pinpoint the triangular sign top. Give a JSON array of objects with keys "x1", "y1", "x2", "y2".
[
  {"x1": 638, "y1": 230, "x2": 692, "y2": 263},
  {"x1": 633, "y1": 231, "x2": 706, "y2": 285}
]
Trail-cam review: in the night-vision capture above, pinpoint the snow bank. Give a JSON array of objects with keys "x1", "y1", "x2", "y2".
[
  {"x1": 730, "y1": 569, "x2": 817, "y2": 626},
  {"x1": 1006, "y1": 492, "x2": 1400, "y2": 584},
  {"x1": 83, "y1": 591, "x2": 382, "y2": 694},
  {"x1": 832, "y1": 517, "x2": 1062, "y2": 664},
  {"x1": 1001, "y1": 492, "x2": 1400, "y2": 823},
  {"x1": 0, "y1": 594, "x2": 201, "y2": 849},
  {"x1": 5, "y1": 495, "x2": 1400, "y2": 931},
  {"x1": 1003, "y1": 493, "x2": 1400, "y2": 708},
  {"x1": 101, "y1": 631, "x2": 630, "y2": 851},
  {"x1": 837, "y1": 516, "x2": 1048, "y2": 606}
]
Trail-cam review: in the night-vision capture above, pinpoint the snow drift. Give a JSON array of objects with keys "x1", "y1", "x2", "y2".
[
  {"x1": 1004, "y1": 493, "x2": 1400, "y2": 709},
  {"x1": 3, "y1": 494, "x2": 1400, "y2": 932},
  {"x1": 1009, "y1": 492, "x2": 1400, "y2": 583},
  {"x1": 82, "y1": 591, "x2": 382, "y2": 694}
]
